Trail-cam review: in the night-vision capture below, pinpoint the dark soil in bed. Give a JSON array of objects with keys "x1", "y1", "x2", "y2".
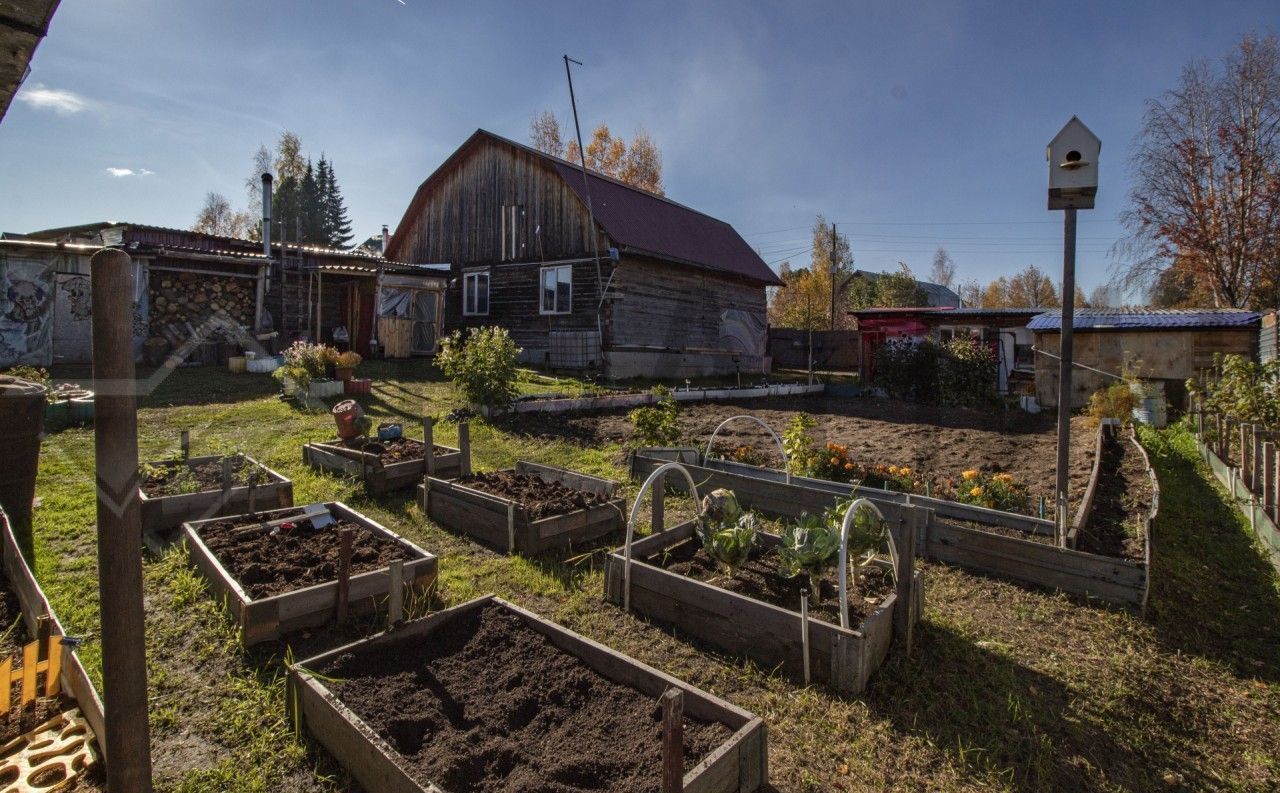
[
  {"x1": 141, "y1": 456, "x2": 268, "y2": 497},
  {"x1": 1076, "y1": 430, "x2": 1151, "y2": 560},
  {"x1": 335, "y1": 436, "x2": 453, "y2": 465},
  {"x1": 0, "y1": 583, "x2": 84, "y2": 751},
  {"x1": 196, "y1": 513, "x2": 414, "y2": 598},
  {"x1": 320, "y1": 602, "x2": 733, "y2": 793},
  {"x1": 457, "y1": 471, "x2": 610, "y2": 520},
  {"x1": 650, "y1": 537, "x2": 897, "y2": 625}
]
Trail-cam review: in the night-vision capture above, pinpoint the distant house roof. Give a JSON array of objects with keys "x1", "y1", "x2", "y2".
[
  {"x1": 17, "y1": 222, "x2": 446, "y2": 276},
  {"x1": 1028, "y1": 308, "x2": 1261, "y2": 331},
  {"x1": 848, "y1": 269, "x2": 961, "y2": 308},
  {"x1": 386, "y1": 129, "x2": 783, "y2": 286},
  {"x1": 852, "y1": 306, "x2": 1042, "y2": 321}
]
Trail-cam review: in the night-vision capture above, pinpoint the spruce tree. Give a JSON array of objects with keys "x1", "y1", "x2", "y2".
[
  {"x1": 300, "y1": 160, "x2": 324, "y2": 244},
  {"x1": 322, "y1": 158, "x2": 354, "y2": 248}
]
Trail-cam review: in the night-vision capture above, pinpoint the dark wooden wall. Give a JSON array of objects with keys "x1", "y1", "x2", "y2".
[
  {"x1": 607, "y1": 255, "x2": 767, "y2": 352},
  {"x1": 395, "y1": 138, "x2": 607, "y2": 266}
]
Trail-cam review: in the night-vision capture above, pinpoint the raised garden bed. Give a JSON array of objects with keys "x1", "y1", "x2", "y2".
[
  {"x1": 0, "y1": 507, "x2": 104, "y2": 780},
  {"x1": 288, "y1": 595, "x2": 768, "y2": 793},
  {"x1": 1069, "y1": 423, "x2": 1153, "y2": 561},
  {"x1": 302, "y1": 422, "x2": 468, "y2": 494},
  {"x1": 605, "y1": 512, "x2": 922, "y2": 694},
  {"x1": 419, "y1": 462, "x2": 625, "y2": 554},
  {"x1": 182, "y1": 502, "x2": 437, "y2": 645},
  {"x1": 510, "y1": 382, "x2": 825, "y2": 414},
  {"x1": 139, "y1": 453, "x2": 293, "y2": 540},
  {"x1": 631, "y1": 449, "x2": 1150, "y2": 610}
]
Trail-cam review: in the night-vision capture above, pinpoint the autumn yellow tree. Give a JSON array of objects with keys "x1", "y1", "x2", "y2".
[
  {"x1": 530, "y1": 113, "x2": 665, "y2": 194},
  {"x1": 767, "y1": 215, "x2": 854, "y2": 329}
]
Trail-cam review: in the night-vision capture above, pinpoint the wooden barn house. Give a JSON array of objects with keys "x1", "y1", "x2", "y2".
[{"x1": 383, "y1": 129, "x2": 783, "y2": 378}]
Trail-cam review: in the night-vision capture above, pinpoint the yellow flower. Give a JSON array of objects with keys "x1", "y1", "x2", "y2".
[
  {"x1": 994, "y1": 473, "x2": 1014, "y2": 484},
  {"x1": 888, "y1": 465, "x2": 899, "y2": 475},
  {"x1": 899, "y1": 466, "x2": 912, "y2": 476},
  {"x1": 844, "y1": 462, "x2": 854, "y2": 471},
  {"x1": 830, "y1": 457, "x2": 840, "y2": 466},
  {"x1": 961, "y1": 469, "x2": 980, "y2": 481},
  {"x1": 969, "y1": 486, "x2": 984, "y2": 498}
]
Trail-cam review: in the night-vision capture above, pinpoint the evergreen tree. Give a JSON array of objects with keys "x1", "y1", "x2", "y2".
[
  {"x1": 301, "y1": 160, "x2": 324, "y2": 244},
  {"x1": 322, "y1": 157, "x2": 354, "y2": 248},
  {"x1": 272, "y1": 175, "x2": 301, "y2": 243}
]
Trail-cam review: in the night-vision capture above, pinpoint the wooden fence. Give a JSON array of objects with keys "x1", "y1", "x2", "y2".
[{"x1": 1189, "y1": 401, "x2": 1280, "y2": 573}]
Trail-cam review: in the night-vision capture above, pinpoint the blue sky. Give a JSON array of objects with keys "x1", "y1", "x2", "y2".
[{"x1": 0, "y1": 1, "x2": 1274, "y2": 295}]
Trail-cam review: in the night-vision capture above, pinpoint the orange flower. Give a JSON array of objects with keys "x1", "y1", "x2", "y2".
[
  {"x1": 961, "y1": 469, "x2": 980, "y2": 481},
  {"x1": 844, "y1": 462, "x2": 854, "y2": 471},
  {"x1": 830, "y1": 457, "x2": 840, "y2": 466},
  {"x1": 969, "y1": 486, "x2": 984, "y2": 498}
]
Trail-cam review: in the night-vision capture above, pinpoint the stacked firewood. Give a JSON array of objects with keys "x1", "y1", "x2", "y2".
[{"x1": 150, "y1": 272, "x2": 254, "y2": 337}]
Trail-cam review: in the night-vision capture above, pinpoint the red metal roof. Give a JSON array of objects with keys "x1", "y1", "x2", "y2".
[{"x1": 387, "y1": 129, "x2": 782, "y2": 286}]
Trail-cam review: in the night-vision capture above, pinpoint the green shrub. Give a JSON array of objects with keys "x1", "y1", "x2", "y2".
[
  {"x1": 272, "y1": 341, "x2": 332, "y2": 391},
  {"x1": 436, "y1": 326, "x2": 522, "y2": 408},
  {"x1": 874, "y1": 338, "x2": 941, "y2": 401},
  {"x1": 782, "y1": 413, "x2": 821, "y2": 476},
  {"x1": 627, "y1": 386, "x2": 681, "y2": 446},
  {"x1": 938, "y1": 337, "x2": 997, "y2": 408},
  {"x1": 1203, "y1": 353, "x2": 1280, "y2": 432}
]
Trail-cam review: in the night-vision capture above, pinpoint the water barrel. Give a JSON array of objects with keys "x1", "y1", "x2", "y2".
[{"x1": 0, "y1": 376, "x2": 48, "y2": 560}]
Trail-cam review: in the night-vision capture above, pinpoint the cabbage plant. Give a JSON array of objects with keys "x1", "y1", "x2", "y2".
[
  {"x1": 697, "y1": 489, "x2": 757, "y2": 576},
  {"x1": 778, "y1": 497, "x2": 886, "y2": 601}
]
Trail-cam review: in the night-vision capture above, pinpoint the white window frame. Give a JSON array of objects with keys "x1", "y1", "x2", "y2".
[
  {"x1": 539, "y1": 264, "x2": 572, "y2": 315},
  {"x1": 462, "y1": 269, "x2": 489, "y2": 316}
]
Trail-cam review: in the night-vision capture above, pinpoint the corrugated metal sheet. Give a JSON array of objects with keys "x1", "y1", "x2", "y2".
[
  {"x1": 1028, "y1": 308, "x2": 1261, "y2": 331},
  {"x1": 849, "y1": 270, "x2": 961, "y2": 307}
]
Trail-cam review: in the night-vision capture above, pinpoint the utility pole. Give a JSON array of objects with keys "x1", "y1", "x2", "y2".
[
  {"x1": 829, "y1": 222, "x2": 838, "y2": 331},
  {"x1": 564, "y1": 54, "x2": 608, "y2": 370},
  {"x1": 1046, "y1": 116, "x2": 1100, "y2": 545}
]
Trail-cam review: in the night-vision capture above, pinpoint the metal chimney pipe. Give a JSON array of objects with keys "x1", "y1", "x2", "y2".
[
  {"x1": 261, "y1": 173, "x2": 273, "y2": 258},
  {"x1": 381, "y1": 224, "x2": 389, "y2": 256}
]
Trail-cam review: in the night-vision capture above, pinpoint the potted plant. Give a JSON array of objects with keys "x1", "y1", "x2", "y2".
[
  {"x1": 333, "y1": 350, "x2": 362, "y2": 381},
  {"x1": 273, "y1": 341, "x2": 330, "y2": 398}
]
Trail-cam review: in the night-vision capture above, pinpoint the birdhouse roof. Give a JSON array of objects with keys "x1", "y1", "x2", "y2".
[{"x1": 1049, "y1": 116, "x2": 1101, "y2": 150}]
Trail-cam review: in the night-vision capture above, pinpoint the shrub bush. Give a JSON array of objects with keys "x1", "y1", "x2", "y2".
[
  {"x1": 627, "y1": 385, "x2": 681, "y2": 446},
  {"x1": 938, "y1": 337, "x2": 997, "y2": 408},
  {"x1": 1202, "y1": 353, "x2": 1280, "y2": 432},
  {"x1": 1087, "y1": 381, "x2": 1138, "y2": 425},
  {"x1": 436, "y1": 326, "x2": 523, "y2": 408},
  {"x1": 874, "y1": 337, "x2": 941, "y2": 402},
  {"x1": 272, "y1": 341, "x2": 332, "y2": 391}
]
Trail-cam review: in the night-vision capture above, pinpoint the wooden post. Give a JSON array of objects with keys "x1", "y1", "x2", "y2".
[
  {"x1": 458, "y1": 421, "x2": 472, "y2": 477},
  {"x1": 387, "y1": 560, "x2": 404, "y2": 627},
  {"x1": 1240, "y1": 422, "x2": 1249, "y2": 478},
  {"x1": 91, "y1": 248, "x2": 154, "y2": 791},
  {"x1": 1263, "y1": 442, "x2": 1275, "y2": 516},
  {"x1": 180, "y1": 430, "x2": 190, "y2": 460},
  {"x1": 423, "y1": 415, "x2": 436, "y2": 477},
  {"x1": 660, "y1": 688, "x2": 684, "y2": 793},
  {"x1": 892, "y1": 509, "x2": 918, "y2": 655},
  {"x1": 1252, "y1": 424, "x2": 1263, "y2": 493},
  {"x1": 651, "y1": 470, "x2": 665, "y2": 533},
  {"x1": 221, "y1": 456, "x2": 232, "y2": 491},
  {"x1": 335, "y1": 529, "x2": 353, "y2": 624},
  {"x1": 1215, "y1": 413, "x2": 1224, "y2": 457},
  {"x1": 247, "y1": 475, "x2": 257, "y2": 514},
  {"x1": 1273, "y1": 447, "x2": 1280, "y2": 524}
]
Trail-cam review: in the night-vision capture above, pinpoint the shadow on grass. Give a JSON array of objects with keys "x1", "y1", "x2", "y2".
[
  {"x1": 1141, "y1": 427, "x2": 1280, "y2": 682},
  {"x1": 868, "y1": 622, "x2": 1188, "y2": 793}
]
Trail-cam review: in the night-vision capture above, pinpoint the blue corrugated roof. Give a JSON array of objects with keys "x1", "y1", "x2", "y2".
[{"x1": 1028, "y1": 308, "x2": 1260, "y2": 330}]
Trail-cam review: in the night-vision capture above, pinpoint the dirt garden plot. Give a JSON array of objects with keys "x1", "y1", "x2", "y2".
[
  {"x1": 421, "y1": 462, "x2": 625, "y2": 555},
  {"x1": 509, "y1": 396, "x2": 1096, "y2": 517},
  {"x1": 139, "y1": 453, "x2": 293, "y2": 539},
  {"x1": 291, "y1": 596, "x2": 767, "y2": 793},
  {"x1": 303, "y1": 428, "x2": 466, "y2": 495},
  {"x1": 183, "y1": 503, "x2": 438, "y2": 644},
  {"x1": 1075, "y1": 429, "x2": 1154, "y2": 560}
]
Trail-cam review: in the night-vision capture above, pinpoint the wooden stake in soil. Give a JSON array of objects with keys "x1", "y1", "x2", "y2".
[
  {"x1": 458, "y1": 421, "x2": 472, "y2": 477},
  {"x1": 893, "y1": 511, "x2": 918, "y2": 655},
  {"x1": 1252, "y1": 424, "x2": 1263, "y2": 493},
  {"x1": 387, "y1": 560, "x2": 404, "y2": 627},
  {"x1": 335, "y1": 528, "x2": 354, "y2": 624},
  {"x1": 221, "y1": 456, "x2": 233, "y2": 491},
  {"x1": 180, "y1": 430, "x2": 190, "y2": 460},
  {"x1": 423, "y1": 415, "x2": 435, "y2": 477},
  {"x1": 91, "y1": 247, "x2": 154, "y2": 791},
  {"x1": 1264, "y1": 442, "x2": 1276, "y2": 517},
  {"x1": 660, "y1": 688, "x2": 684, "y2": 793}
]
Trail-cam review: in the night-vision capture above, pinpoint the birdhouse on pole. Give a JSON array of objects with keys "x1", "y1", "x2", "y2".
[{"x1": 1046, "y1": 116, "x2": 1100, "y2": 210}]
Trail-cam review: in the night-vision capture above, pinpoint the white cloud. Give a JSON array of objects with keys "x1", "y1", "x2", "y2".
[
  {"x1": 105, "y1": 168, "x2": 154, "y2": 178},
  {"x1": 16, "y1": 85, "x2": 88, "y2": 115}
]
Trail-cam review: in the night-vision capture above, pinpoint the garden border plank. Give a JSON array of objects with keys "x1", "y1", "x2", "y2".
[{"x1": 139, "y1": 453, "x2": 294, "y2": 537}]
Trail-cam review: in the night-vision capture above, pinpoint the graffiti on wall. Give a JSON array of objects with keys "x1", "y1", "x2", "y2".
[
  {"x1": 0, "y1": 257, "x2": 54, "y2": 367},
  {"x1": 718, "y1": 308, "x2": 767, "y2": 357}
]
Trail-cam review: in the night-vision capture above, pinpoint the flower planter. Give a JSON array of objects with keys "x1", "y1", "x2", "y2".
[
  {"x1": 303, "y1": 428, "x2": 468, "y2": 495},
  {"x1": 344, "y1": 377, "x2": 371, "y2": 395},
  {"x1": 419, "y1": 461, "x2": 625, "y2": 554},
  {"x1": 604, "y1": 517, "x2": 922, "y2": 694},
  {"x1": 334, "y1": 367, "x2": 354, "y2": 381},
  {"x1": 139, "y1": 454, "x2": 294, "y2": 541},
  {"x1": 182, "y1": 502, "x2": 438, "y2": 645},
  {"x1": 287, "y1": 595, "x2": 768, "y2": 793}
]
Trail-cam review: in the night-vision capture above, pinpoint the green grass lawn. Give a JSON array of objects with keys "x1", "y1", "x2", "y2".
[{"x1": 30, "y1": 363, "x2": 1280, "y2": 792}]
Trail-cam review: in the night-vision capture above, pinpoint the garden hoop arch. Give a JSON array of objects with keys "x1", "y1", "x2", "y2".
[
  {"x1": 623, "y1": 462, "x2": 703, "y2": 613},
  {"x1": 836, "y1": 498, "x2": 900, "y2": 630},
  {"x1": 704, "y1": 415, "x2": 791, "y2": 484}
]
